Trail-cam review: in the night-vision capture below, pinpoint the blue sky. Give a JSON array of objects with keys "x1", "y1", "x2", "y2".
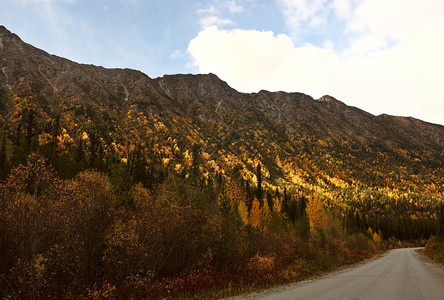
[
  {"x1": 1, "y1": 0, "x2": 286, "y2": 76},
  {"x1": 1, "y1": 0, "x2": 444, "y2": 126}
]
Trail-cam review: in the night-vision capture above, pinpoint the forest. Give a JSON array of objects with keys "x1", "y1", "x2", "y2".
[{"x1": 0, "y1": 101, "x2": 443, "y2": 299}]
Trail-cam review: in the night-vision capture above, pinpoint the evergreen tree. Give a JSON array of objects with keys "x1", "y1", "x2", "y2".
[
  {"x1": 131, "y1": 144, "x2": 147, "y2": 186},
  {"x1": 438, "y1": 202, "x2": 444, "y2": 241},
  {"x1": 51, "y1": 115, "x2": 61, "y2": 147},
  {"x1": 282, "y1": 187, "x2": 289, "y2": 216},
  {"x1": 89, "y1": 133, "x2": 97, "y2": 168},
  {"x1": 75, "y1": 138, "x2": 85, "y2": 163},
  {"x1": 266, "y1": 191, "x2": 273, "y2": 212},
  {"x1": 43, "y1": 115, "x2": 61, "y2": 165},
  {"x1": 13, "y1": 121, "x2": 29, "y2": 165},
  {"x1": 14, "y1": 123, "x2": 21, "y2": 147},
  {"x1": 191, "y1": 143, "x2": 200, "y2": 181},
  {"x1": 245, "y1": 180, "x2": 253, "y2": 212},
  {"x1": 256, "y1": 162, "x2": 263, "y2": 205},
  {"x1": 298, "y1": 195, "x2": 308, "y2": 218},
  {"x1": 0, "y1": 131, "x2": 9, "y2": 180},
  {"x1": 26, "y1": 109, "x2": 36, "y2": 150},
  {"x1": 287, "y1": 199, "x2": 298, "y2": 223},
  {"x1": 73, "y1": 137, "x2": 88, "y2": 173}
]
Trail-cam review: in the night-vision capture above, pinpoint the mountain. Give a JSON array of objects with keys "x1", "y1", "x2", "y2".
[
  {"x1": 0, "y1": 25, "x2": 443, "y2": 191},
  {"x1": 3, "y1": 25, "x2": 444, "y2": 299}
]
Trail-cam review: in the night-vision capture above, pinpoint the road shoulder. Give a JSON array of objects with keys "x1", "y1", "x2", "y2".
[
  {"x1": 415, "y1": 248, "x2": 444, "y2": 274},
  {"x1": 227, "y1": 250, "x2": 388, "y2": 299}
]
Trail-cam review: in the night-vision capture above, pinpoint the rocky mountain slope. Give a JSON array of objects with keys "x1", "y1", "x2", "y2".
[{"x1": 1, "y1": 25, "x2": 443, "y2": 190}]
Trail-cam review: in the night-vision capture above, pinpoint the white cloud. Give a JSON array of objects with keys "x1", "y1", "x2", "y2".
[
  {"x1": 278, "y1": 0, "x2": 329, "y2": 38},
  {"x1": 196, "y1": 0, "x2": 244, "y2": 29},
  {"x1": 331, "y1": 0, "x2": 354, "y2": 20},
  {"x1": 225, "y1": 0, "x2": 243, "y2": 14},
  {"x1": 196, "y1": 5, "x2": 218, "y2": 15},
  {"x1": 188, "y1": 0, "x2": 444, "y2": 126},
  {"x1": 309, "y1": 15, "x2": 327, "y2": 28},
  {"x1": 170, "y1": 49, "x2": 184, "y2": 59},
  {"x1": 346, "y1": 0, "x2": 444, "y2": 55},
  {"x1": 188, "y1": 26, "x2": 337, "y2": 94},
  {"x1": 199, "y1": 16, "x2": 234, "y2": 28}
]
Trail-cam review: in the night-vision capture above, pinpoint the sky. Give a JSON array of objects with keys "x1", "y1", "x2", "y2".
[{"x1": 1, "y1": 0, "x2": 443, "y2": 126}]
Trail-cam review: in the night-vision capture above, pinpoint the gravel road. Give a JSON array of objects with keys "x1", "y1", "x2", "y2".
[{"x1": 241, "y1": 248, "x2": 444, "y2": 300}]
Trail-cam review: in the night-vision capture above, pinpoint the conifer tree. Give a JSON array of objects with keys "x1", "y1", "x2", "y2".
[
  {"x1": 245, "y1": 180, "x2": 253, "y2": 212},
  {"x1": 191, "y1": 143, "x2": 200, "y2": 180},
  {"x1": 13, "y1": 120, "x2": 30, "y2": 165},
  {"x1": 14, "y1": 123, "x2": 21, "y2": 147},
  {"x1": 75, "y1": 138, "x2": 85, "y2": 163},
  {"x1": 51, "y1": 115, "x2": 61, "y2": 147},
  {"x1": 282, "y1": 187, "x2": 289, "y2": 216},
  {"x1": 298, "y1": 195, "x2": 308, "y2": 218},
  {"x1": 438, "y1": 202, "x2": 444, "y2": 241},
  {"x1": 0, "y1": 131, "x2": 9, "y2": 180},
  {"x1": 44, "y1": 115, "x2": 61, "y2": 165},
  {"x1": 73, "y1": 137, "x2": 88, "y2": 173},
  {"x1": 89, "y1": 133, "x2": 97, "y2": 168},
  {"x1": 26, "y1": 109, "x2": 36, "y2": 150},
  {"x1": 131, "y1": 144, "x2": 147, "y2": 186},
  {"x1": 256, "y1": 162, "x2": 263, "y2": 205},
  {"x1": 266, "y1": 191, "x2": 273, "y2": 212}
]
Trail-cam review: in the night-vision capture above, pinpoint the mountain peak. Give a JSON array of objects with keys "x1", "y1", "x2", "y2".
[
  {"x1": 317, "y1": 95, "x2": 343, "y2": 104},
  {"x1": 0, "y1": 25, "x2": 9, "y2": 33},
  {"x1": 0, "y1": 25, "x2": 18, "y2": 39},
  {"x1": 316, "y1": 95, "x2": 349, "y2": 111},
  {"x1": 158, "y1": 72, "x2": 237, "y2": 101},
  {"x1": 160, "y1": 72, "x2": 225, "y2": 84}
]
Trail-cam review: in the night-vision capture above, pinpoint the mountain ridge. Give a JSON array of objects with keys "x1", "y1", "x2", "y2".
[{"x1": 0, "y1": 25, "x2": 443, "y2": 191}]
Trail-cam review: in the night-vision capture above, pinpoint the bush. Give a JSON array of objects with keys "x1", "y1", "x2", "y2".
[
  {"x1": 345, "y1": 233, "x2": 370, "y2": 251},
  {"x1": 248, "y1": 253, "x2": 276, "y2": 284},
  {"x1": 423, "y1": 237, "x2": 444, "y2": 264}
]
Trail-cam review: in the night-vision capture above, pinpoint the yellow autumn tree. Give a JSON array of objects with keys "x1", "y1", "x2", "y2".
[
  {"x1": 238, "y1": 201, "x2": 249, "y2": 225},
  {"x1": 250, "y1": 197, "x2": 262, "y2": 228},
  {"x1": 261, "y1": 200, "x2": 271, "y2": 223},
  {"x1": 372, "y1": 231, "x2": 383, "y2": 249},
  {"x1": 306, "y1": 194, "x2": 327, "y2": 232},
  {"x1": 272, "y1": 197, "x2": 282, "y2": 213}
]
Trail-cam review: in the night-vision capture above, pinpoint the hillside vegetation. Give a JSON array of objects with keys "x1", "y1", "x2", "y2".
[{"x1": 0, "y1": 25, "x2": 443, "y2": 298}]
